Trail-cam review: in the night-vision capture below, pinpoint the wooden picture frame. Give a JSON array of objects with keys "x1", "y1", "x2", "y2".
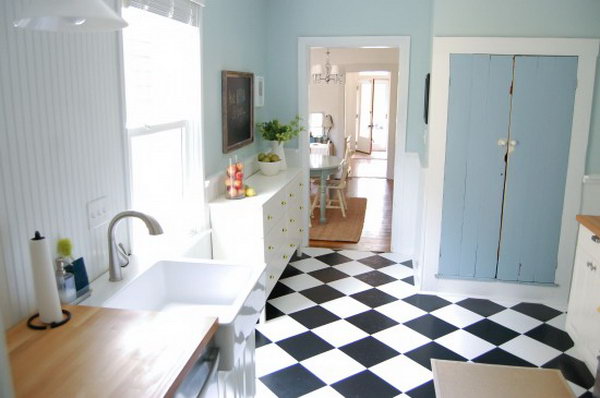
[{"x1": 222, "y1": 71, "x2": 254, "y2": 153}]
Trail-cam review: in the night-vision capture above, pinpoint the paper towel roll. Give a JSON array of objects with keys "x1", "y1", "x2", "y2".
[{"x1": 29, "y1": 231, "x2": 63, "y2": 324}]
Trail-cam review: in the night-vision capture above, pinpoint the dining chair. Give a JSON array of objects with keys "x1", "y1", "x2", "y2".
[{"x1": 324, "y1": 158, "x2": 351, "y2": 217}]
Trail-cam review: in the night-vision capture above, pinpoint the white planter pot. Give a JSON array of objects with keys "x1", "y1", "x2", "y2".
[{"x1": 270, "y1": 141, "x2": 287, "y2": 170}]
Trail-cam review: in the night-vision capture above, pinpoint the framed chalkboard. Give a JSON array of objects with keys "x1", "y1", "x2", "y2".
[{"x1": 222, "y1": 71, "x2": 254, "y2": 153}]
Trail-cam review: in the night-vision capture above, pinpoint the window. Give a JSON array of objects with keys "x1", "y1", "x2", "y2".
[
  {"x1": 122, "y1": 6, "x2": 205, "y2": 257},
  {"x1": 309, "y1": 112, "x2": 325, "y2": 138}
]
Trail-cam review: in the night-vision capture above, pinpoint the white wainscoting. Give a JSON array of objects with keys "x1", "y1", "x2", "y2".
[
  {"x1": 582, "y1": 174, "x2": 600, "y2": 214},
  {"x1": 0, "y1": 1, "x2": 127, "y2": 326}
]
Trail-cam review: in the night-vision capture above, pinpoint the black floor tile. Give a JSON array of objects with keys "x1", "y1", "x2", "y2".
[
  {"x1": 309, "y1": 267, "x2": 350, "y2": 283},
  {"x1": 401, "y1": 259, "x2": 414, "y2": 268},
  {"x1": 281, "y1": 264, "x2": 304, "y2": 279},
  {"x1": 406, "y1": 380, "x2": 436, "y2": 398},
  {"x1": 255, "y1": 330, "x2": 271, "y2": 348},
  {"x1": 300, "y1": 285, "x2": 345, "y2": 304},
  {"x1": 276, "y1": 331, "x2": 334, "y2": 361},
  {"x1": 403, "y1": 294, "x2": 451, "y2": 312},
  {"x1": 290, "y1": 251, "x2": 310, "y2": 263},
  {"x1": 404, "y1": 314, "x2": 458, "y2": 340},
  {"x1": 525, "y1": 324, "x2": 574, "y2": 352},
  {"x1": 357, "y1": 255, "x2": 396, "y2": 269},
  {"x1": 268, "y1": 282, "x2": 295, "y2": 300},
  {"x1": 472, "y1": 348, "x2": 535, "y2": 368},
  {"x1": 289, "y1": 306, "x2": 340, "y2": 329},
  {"x1": 405, "y1": 342, "x2": 467, "y2": 370},
  {"x1": 260, "y1": 364, "x2": 326, "y2": 398},
  {"x1": 463, "y1": 319, "x2": 520, "y2": 346},
  {"x1": 354, "y1": 270, "x2": 397, "y2": 287},
  {"x1": 511, "y1": 302, "x2": 562, "y2": 322},
  {"x1": 265, "y1": 302, "x2": 285, "y2": 321},
  {"x1": 331, "y1": 370, "x2": 401, "y2": 398},
  {"x1": 402, "y1": 276, "x2": 415, "y2": 285},
  {"x1": 315, "y1": 252, "x2": 353, "y2": 266},
  {"x1": 339, "y1": 336, "x2": 400, "y2": 367},
  {"x1": 346, "y1": 310, "x2": 399, "y2": 334},
  {"x1": 351, "y1": 288, "x2": 398, "y2": 308},
  {"x1": 543, "y1": 354, "x2": 595, "y2": 389},
  {"x1": 456, "y1": 298, "x2": 506, "y2": 317}
]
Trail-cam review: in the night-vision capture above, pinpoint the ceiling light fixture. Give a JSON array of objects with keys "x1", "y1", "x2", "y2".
[
  {"x1": 311, "y1": 48, "x2": 344, "y2": 85},
  {"x1": 14, "y1": 0, "x2": 128, "y2": 32}
]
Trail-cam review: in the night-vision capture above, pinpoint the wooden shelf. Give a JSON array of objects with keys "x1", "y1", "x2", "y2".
[{"x1": 576, "y1": 214, "x2": 600, "y2": 237}]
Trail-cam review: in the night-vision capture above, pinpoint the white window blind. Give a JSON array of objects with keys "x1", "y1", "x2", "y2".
[{"x1": 125, "y1": 0, "x2": 204, "y2": 26}]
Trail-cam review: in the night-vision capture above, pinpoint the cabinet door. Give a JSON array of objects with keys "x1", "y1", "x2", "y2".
[
  {"x1": 497, "y1": 56, "x2": 578, "y2": 283},
  {"x1": 439, "y1": 55, "x2": 513, "y2": 278}
]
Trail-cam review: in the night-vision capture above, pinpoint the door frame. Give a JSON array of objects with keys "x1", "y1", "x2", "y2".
[
  {"x1": 356, "y1": 77, "x2": 375, "y2": 154},
  {"x1": 297, "y1": 36, "x2": 411, "y2": 251},
  {"x1": 421, "y1": 37, "x2": 599, "y2": 306}
]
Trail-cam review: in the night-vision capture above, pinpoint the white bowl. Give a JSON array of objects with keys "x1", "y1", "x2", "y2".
[{"x1": 258, "y1": 160, "x2": 281, "y2": 176}]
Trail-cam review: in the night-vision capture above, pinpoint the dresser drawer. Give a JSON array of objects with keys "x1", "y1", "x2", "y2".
[
  {"x1": 262, "y1": 190, "x2": 287, "y2": 234},
  {"x1": 264, "y1": 216, "x2": 286, "y2": 264},
  {"x1": 578, "y1": 226, "x2": 600, "y2": 261}
]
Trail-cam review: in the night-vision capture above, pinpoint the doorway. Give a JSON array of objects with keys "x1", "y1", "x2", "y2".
[{"x1": 304, "y1": 46, "x2": 403, "y2": 252}]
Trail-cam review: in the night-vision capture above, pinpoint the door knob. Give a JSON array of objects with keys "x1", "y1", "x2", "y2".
[
  {"x1": 508, "y1": 140, "x2": 519, "y2": 154},
  {"x1": 497, "y1": 139, "x2": 507, "y2": 147}
]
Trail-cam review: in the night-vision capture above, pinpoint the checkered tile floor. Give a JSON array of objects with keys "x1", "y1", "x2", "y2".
[{"x1": 255, "y1": 248, "x2": 595, "y2": 398}]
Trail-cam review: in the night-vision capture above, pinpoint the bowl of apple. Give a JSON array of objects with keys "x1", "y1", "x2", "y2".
[{"x1": 258, "y1": 152, "x2": 281, "y2": 176}]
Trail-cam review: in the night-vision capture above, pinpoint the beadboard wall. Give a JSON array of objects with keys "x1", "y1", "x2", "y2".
[{"x1": 0, "y1": 0, "x2": 127, "y2": 327}]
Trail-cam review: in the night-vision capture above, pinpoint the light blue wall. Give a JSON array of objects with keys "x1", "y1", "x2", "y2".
[
  {"x1": 202, "y1": 0, "x2": 269, "y2": 176},
  {"x1": 265, "y1": 0, "x2": 434, "y2": 159},
  {"x1": 433, "y1": 0, "x2": 600, "y2": 174}
]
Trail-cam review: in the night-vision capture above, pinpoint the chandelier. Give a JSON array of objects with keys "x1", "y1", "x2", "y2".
[{"x1": 311, "y1": 48, "x2": 344, "y2": 85}]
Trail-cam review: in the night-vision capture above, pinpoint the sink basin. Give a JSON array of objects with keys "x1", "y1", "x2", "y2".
[{"x1": 102, "y1": 258, "x2": 266, "y2": 370}]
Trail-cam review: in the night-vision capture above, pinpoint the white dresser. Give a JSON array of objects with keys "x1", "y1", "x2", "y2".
[
  {"x1": 209, "y1": 168, "x2": 305, "y2": 296},
  {"x1": 566, "y1": 216, "x2": 600, "y2": 373}
]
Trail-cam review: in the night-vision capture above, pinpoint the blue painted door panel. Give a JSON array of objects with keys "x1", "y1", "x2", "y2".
[
  {"x1": 497, "y1": 56, "x2": 577, "y2": 283},
  {"x1": 439, "y1": 55, "x2": 512, "y2": 278}
]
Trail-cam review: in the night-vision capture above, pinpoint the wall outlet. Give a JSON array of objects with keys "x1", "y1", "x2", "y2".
[{"x1": 87, "y1": 196, "x2": 109, "y2": 230}]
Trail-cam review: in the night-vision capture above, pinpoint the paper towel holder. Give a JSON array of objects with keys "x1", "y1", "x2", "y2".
[{"x1": 27, "y1": 309, "x2": 71, "y2": 330}]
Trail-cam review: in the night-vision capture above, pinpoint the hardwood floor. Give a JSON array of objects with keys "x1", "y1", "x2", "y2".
[
  {"x1": 309, "y1": 164, "x2": 393, "y2": 252},
  {"x1": 351, "y1": 151, "x2": 388, "y2": 179}
]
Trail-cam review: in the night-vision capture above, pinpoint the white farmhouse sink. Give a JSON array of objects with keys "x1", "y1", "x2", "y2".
[{"x1": 102, "y1": 258, "x2": 266, "y2": 370}]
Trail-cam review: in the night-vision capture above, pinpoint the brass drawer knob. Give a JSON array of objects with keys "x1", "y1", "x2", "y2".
[
  {"x1": 289, "y1": 244, "x2": 295, "y2": 248},
  {"x1": 282, "y1": 228, "x2": 288, "y2": 233},
  {"x1": 592, "y1": 235, "x2": 600, "y2": 244},
  {"x1": 281, "y1": 201, "x2": 287, "y2": 206},
  {"x1": 283, "y1": 255, "x2": 289, "y2": 260},
  {"x1": 290, "y1": 218, "x2": 295, "y2": 223},
  {"x1": 267, "y1": 215, "x2": 273, "y2": 220},
  {"x1": 269, "y1": 275, "x2": 275, "y2": 280},
  {"x1": 268, "y1": 245, "x2": 274, "y2": 251},
  {"x1": 289, "y1": 193, "x2": 294, "y2": 198},
  {"x1": 299, "y1": 228, "x2": 304, "y2": 233},
  {"x1": 299, "y1": 206, "x2": 304, "y2": 210}
]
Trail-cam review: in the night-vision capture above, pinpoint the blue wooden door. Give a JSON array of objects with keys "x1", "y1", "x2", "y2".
[
  {"x1": 439, "y1": 55, "x2": 513, "y2": 278},
  {"x1": 496, "y1": 56, "x2": 577, "y2": 283}
]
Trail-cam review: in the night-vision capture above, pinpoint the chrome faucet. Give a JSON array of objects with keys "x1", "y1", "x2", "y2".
[{"x1": 108, "y1": 210, "x2": 163, "y2": 282}]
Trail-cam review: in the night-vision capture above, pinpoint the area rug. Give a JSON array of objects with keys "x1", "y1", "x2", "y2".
[{"x1": 309, "y1": 197, "x2": 367, "y2": 242}]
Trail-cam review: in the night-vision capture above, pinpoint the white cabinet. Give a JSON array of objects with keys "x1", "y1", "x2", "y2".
[
  {"x1": 209, "y1": 168, "x2": 305, "y2": 296},
  {"x1": 566, "y1": 223, "x2": 600, "y2": 373}
]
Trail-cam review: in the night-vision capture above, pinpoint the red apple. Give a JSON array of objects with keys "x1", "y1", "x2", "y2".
[
  {"x1": 236, "y1": 162, "x2": 244, "y2": 171},
  {"x1": 235, "y1": 171, "x2": 244, "y2": 180},
  {"x1": 233, "y1": 180, "x2": 243, "y2": 189}
]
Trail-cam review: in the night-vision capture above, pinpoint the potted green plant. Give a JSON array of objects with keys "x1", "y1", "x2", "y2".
[{"x1": 256, "y1": 115, "x2": 304, "y2": 170}]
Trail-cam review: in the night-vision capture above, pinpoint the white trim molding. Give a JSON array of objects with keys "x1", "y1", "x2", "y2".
[
  {"x1": 298, "y1": 36, "x2": 412, "y2": 253},
  {"x1": 421, "y1": 37, "x2": 599, "y2": 307}
]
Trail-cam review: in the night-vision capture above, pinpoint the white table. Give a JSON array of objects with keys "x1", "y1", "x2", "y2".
[{"x1": 309, "y1": 154, "x2": 342, "y2": 224}]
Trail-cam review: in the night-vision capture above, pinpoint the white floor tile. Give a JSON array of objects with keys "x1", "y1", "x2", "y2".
[
  {"x1": 320, "y1": 296, "x2": 370, "y2": 318},
  {"x1": 376, "y1": 280, "x2": 417, "y2": 299},
  {"x1": 436, "y1": 293, "x2": 468, "y2": 303},
  {"x1": 435, "y1": 329, "x2": 495, "y2": 360},
  {"x1": 255, "y1": 344, "x2": 297, "y2": 377},
  {"x1": 312, "y1": 319, "x2": 369, "y2": 347},
  {"x1": 488, "y1": 309, "x2": 543, "y2": 334},
  {"x1": 370, "y1": 355, "x2": 432, "y2": 392},
  {"x1": 257, "y1": 316, "x2": 308, "y2": 342},
  {"x1": 280, "y1": 273, "x2": 323, "y2": 291},
  {"x1": 269, "y1": 292, "x2": 317, "y2": 314},
  {"x1": 302, "y1": 247, "x2": 335, "y2": 257},
  {"x1": 256, "y1": 379, "x2": 280, "y2": 398},
  {"x1": 301, "y1": 349, "x2": 366, "y2": 384},
  {"x1": 546, "y1": 313, "x2": 567, "y2": 330},
  {"x1": 338, "y1": 250, "x2": 376, "y2": 260},
  {"x1": 333, "y1": 261, "x2": 373, "y2": 276},
  {"x1": 292, "y1": 257, "x2": 330, "y2": 273},
  {"x1": 328, "y1": 276, "x2": 372, "y2": 295},
  {"x1": 300, "y1": 386, "x2": 344, "y2": 397},
  {"x1": 372, "y1": 324, "x2": 432, "y2": 354},
  {"x1": 379, "y1": 252, "x2": 412, "y2": 263},
  {"x1": 567, "y1": 381, "x2": 587, "y2": 397},
  {"x1": 375, "y1": 300, "x2": 427, "y2": 323},
  {"x1": 430, "y1": 304, "x2": 484, "y2": 328},
  {"x1": 500, "y1": 335, "x2": 562, "y2": 366},
  {"x1": 377, "y1": 264, "x2": 414, "y2": 280}
]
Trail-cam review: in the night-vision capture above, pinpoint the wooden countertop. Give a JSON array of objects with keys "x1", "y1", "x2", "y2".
[
  {"x1": 576, "y1": 215, "x2": 600, "y2": 237},
  {"x1": 7, "y1": 305, "x2": 218, "y2": 398}
]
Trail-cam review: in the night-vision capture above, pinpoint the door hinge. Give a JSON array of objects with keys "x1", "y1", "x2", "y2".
[{"x1": 509, "y1": 81, "x2": 514, "y2": 95}]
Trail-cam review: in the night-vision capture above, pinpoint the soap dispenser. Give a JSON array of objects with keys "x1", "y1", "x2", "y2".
[{"x1": 55, "y1": 258, "x2": 76, "y2": 304}]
